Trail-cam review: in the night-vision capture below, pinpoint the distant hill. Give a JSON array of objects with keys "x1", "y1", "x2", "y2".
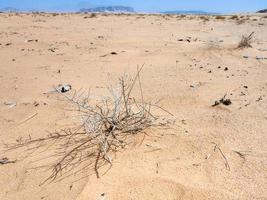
[
  {"x1": 160, "y1": 10, "x2": 218, "y2": 15},
  {"x1": 257, "y1": 9, "x2": 267, "y2": 13},
  {"x1": 80, "y1": 6, "x2": 134, "y2": 13},
  {"x1": 0, "y1": 7, "x2": 20, "y2": 12}
]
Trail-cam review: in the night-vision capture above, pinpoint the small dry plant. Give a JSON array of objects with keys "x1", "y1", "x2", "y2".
[
  {"x1": 200, "y1": 16, "x2": 210, "y2": 22},
  {"x1": 84, "y1": 13, "x2": 97, "y2": 19},
  {"x1": 215, "y1": 15, "x2": 226, "y2": 20},
  {"x1": 230, "y1": 15, "x2": 239, "y2": 20},
  {"x1": 237, "y1": 32, "x2": 255, "y2": 49},
  {"x1": 5, "y1": 67, "x2": 172, "y2": 183}
]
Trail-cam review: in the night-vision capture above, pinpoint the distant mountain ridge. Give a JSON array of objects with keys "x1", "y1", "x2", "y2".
[
  {"x1": 257, "y1": 9, "x2": 267, "y2": 13},
  {"x1": 80, "y1": 6, "x2": 134, "y2": 13},
  {"x1": 160, "y1": 10, "x2": 218, "y2": 15},
  {"x1": 0, "y1": 7, "x2": 20, "y2": 12}
]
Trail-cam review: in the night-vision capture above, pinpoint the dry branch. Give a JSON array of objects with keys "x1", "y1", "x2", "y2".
[
  {"x1": 6, "y1": 68, "x2": 173, "y2": 184},
  {"x1": 237, "y1": 32, "x2": 255, "y2": 49}
]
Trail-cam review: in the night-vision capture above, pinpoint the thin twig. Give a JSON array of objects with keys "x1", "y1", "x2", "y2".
[{"x1": 213, "y1": 143, "x2": 230, "y2": 171}]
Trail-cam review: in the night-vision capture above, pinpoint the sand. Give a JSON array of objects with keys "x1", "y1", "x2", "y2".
[{"x1": 0, "y1": 13, "x2": 267, "y2": 200}]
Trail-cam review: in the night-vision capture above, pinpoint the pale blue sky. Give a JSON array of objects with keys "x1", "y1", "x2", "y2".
[{"x1": 0, "y1": 0, "x2": 266, "y2": 13}]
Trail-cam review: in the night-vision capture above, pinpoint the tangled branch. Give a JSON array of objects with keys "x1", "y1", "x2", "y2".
[{"x1": 6, "y1": 67, "x2": 173, "y2": 184}]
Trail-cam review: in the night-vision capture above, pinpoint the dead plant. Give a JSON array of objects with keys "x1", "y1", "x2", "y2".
[
  {"x1": 5, "y1": 67, "x2": 173, "y2": 184},
  {"x1": 84, "y1": 13, "x2": 97, "y2": 19},
  {"x1": 237, "y1": 32, "x2": 255, "y2": 49},
  {"x1": 215, "y1": 15, "x2": 226, "y2": 20}
]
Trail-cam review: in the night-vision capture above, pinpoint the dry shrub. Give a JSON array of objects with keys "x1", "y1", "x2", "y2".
[
  {"x1": 230, "y1": 15, "x2": 239, "y2": 20},
  {"x1": 200, "y1": 16, "x2": 209, "y2": 22},
  {"x1": 6, "y1": 67, "x2": 173, "y2": 183},
  {"x1": 215, "y1": 15, "x2": 226, "y2": 20},
  {"x1": 237, "y1": 32, "x2": 255, "y2": 49},
  {"x1": 236, "y1": 18, "x2": 246, "y2": 25},
  {"x1": 84, "y1": 13, "x2": 97, "y2": 19}
]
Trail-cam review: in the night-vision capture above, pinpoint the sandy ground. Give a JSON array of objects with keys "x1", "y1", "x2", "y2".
[{"x1": 0, "y1": 13, "x2": 267, "y2": 200}]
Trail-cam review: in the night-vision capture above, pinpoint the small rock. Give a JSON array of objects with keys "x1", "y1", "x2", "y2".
[
  {"x1": 26, "y1": 39, "x2": 38, "y2": 42},
  {"x1": 212, "y1": 95, "x2": 232, "y2": 107},
  {"x1": 221, "y1": 98, "x2": 232, "y2": 106},
  {"x1": 57, "y1": 84, "x2": 72, "y2": 93},
  {"x1": 4, "y1": 101, "x2": 17, "y2": 108},
  {"x1": 0, "y1": 157, "x2": 16, "y2": 165},
  {"x1": 99, "y1": 193, "x2": 107, "y2": 200}
]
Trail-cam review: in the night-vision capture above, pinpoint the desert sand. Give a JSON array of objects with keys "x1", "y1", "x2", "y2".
[{"x1": 0, "y1": 13, "x2": 267, "y2": 200}]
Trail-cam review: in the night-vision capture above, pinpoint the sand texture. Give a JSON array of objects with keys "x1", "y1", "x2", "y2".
[{"x1": 0, "y1": 13, "x2": 267, "y2": 200}]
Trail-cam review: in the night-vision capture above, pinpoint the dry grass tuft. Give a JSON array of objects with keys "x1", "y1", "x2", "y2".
[
  {"x1": 215, "y1": 15, "x2": 226, "y2": 20},
  {"x1": 200, "y1": 15, "x2": 210, "y2": 22},
  {"x1": 5, "y1": 67, "x2": 173, "y2": 184},
  {"x1": 237, "y1": 32, "x2": 255, "y2": 49},
  {"x1": 230, "y1": 15, "x2": 239, "y2": 20},
  {"x1": 84, "y1": 13, "x2": 97, "y2": 19}
]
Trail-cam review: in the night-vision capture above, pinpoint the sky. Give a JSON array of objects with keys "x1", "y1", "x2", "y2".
[{"x1": 0, "y1": 0, "x2": 266, "y2": 13}]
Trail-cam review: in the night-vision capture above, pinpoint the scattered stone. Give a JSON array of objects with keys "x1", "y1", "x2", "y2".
[
  {"x1": 177, "y1": 37, "x2": 192, "y2": 43},
  {"x1": 256, "y1": 56, "x2": 267, "y2": 60},
  {"x1": 212, "y1": 95, "x2": 232, "y2": 107},
  {"x1": 26, "y1": 39, "x2": 38, "y2": 42},
  {"x1": 190, "y1": 82, "x2": 201, "y2": 88},
  {"x1": 33, "y1": 101, "x2": 40, "y2": 107},
  {"x1": 256, "y1": 96, "x2": 263, "y2": 102},
  {"x1": 43, "y1": 84, "x2": 72, "y2": 94},
  {"x1": 221, "y1": 98, "x2": 232, "y2": 106},
  {"x1": 243, "y1": 55, "x2": 267, "y2": 60},
  {"x1": 57, "y1": 84, "x2": 72, "y2": 93},
  {"x1": 100, "y1": 51, "x2": 118, "y2": 57},
  {"x1": 99, "y1": 193, "x2": 107, "y2": 200},
  {"x1": 0, "y1": 157, "x2": 16, "y2": 165},
  {"x1": 4, "y1": 101, "x2": 17, "y2": 108},
  {"x1": 240, "y1": 91, "x2": 246, "y2": 96},
  {"x1": 48, "y1": 48, "x2": 56, "y2": 52}
]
